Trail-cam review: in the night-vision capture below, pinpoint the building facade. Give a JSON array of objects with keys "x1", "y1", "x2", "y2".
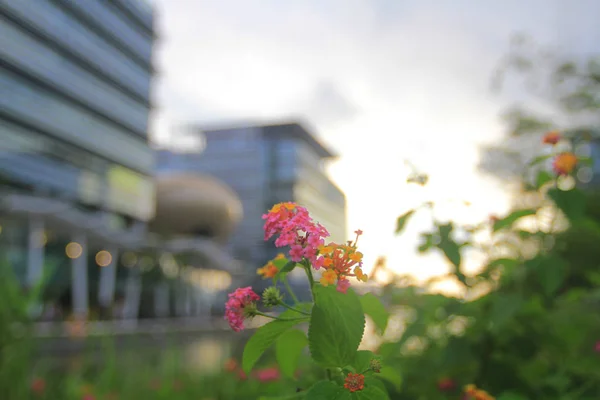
[
  {"x1": 0, "y1": 0, "x2": 156, "y2": 318},
  {"x1": 157, "y1": 122, "x2": 348, "y2": 269}
]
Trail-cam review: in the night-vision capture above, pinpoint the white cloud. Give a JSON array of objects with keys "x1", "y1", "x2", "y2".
[{"x1": 151, "y1": 0, "x2": 599, "y2": 280}]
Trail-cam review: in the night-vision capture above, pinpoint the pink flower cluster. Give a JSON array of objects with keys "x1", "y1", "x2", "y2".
[
  {"x1": 262, "y1": 203, "x2": 329, "y2": 266},
  {"x1": 225, "y1": 287, "x2": 260, "y2": 332},
  {"x1": 253, "y1": 367, "x2": 281, "y2": 382}
]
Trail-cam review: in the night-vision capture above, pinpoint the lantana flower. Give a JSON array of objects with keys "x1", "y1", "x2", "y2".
[
  {"x1": 344, "y1": 373, "x2": 365, "y2": 392},
  {"x1": 317, "y1": 230, "x2": 368, "y2": 293},
  {"x1": 463, "y1": 384, "x2": 495, "y2": 400},
  {"x1": 552, "y1": 152, "x2": 577, "y2": 176},
  {"x1": 262, "y1": 203, "x2": 329, "y2": 264},
  {"x1": 225, "y1": 287, "x2": 260, "y2": 332},
  {"x1": 542, "y1": 130, "x2": 561, "y2": 145},
  {"x1": 257, "y1": 261, "x2": 278, "y2": 278}
]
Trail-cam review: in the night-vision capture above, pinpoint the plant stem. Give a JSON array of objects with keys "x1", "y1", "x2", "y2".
[
  {"x1": 278, "y1": 302, "x2": 310, "y2": 316},
  {"x1": 254, "y1": 311, "x2": 308, "y2": 322},
  {"x1": 303, "y1": 263, "x2": 316, "y2": 301},
  {"x1": 282, "y1": 276, "x2": 300, "y2": 305}
]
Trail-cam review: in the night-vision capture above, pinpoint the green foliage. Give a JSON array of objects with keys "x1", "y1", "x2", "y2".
[
  {"x1": 308, "y1": 285, "x2": 365, "y2": 368},
  {"x1": 243, "y1": 309, "x2": 306, "y2": 373},
  {"x1": 395, "y1": 210, "x2": 415, "y2": 234},
  {"x1": 492, "y1": 209, "x2": 537, "y2": 232},
  {"x1": 276, "y1": 329, "x2": 308, "y2": 379},
  {"x1": 359, "y1": 293, "x2": 389, "y2": 334}
]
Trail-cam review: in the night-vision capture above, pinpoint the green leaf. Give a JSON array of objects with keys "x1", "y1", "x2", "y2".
[
  {"x1": 359, "y1": 293, "x2": 389, "y2": 334},
  {"x1": 243, "y1": 309, "x2": 306, "y2": 373},
  {"x1": 395, "y1": 210, "x2": 415, "y2": 234},
  {"x1": 534, "y1": 256, "x2": 568, "y2": 297},
  {"x1": 377, "y1": 365, "x2": 403, "y2": 391},
  {"x1": 436, "y1": 223, "x2": 461, "y2": 268},
  {"x1": 490, "y1": 294, "x2": 523, "y2": 330},
  {"x1": 547, "y1": 188, "x2": 586, "y2": 222},
  {"x1": 354, "y1": 385, "x2": 388, "y2": 399},
  {"x1": 304, "y1": 381, "x2": 351, "y2": 400},
  {"x1": 417, "y1": 233, "x2": 434, "y2": 253},
  {"x1": 350, "y1": 350, "x2": 375, "y2": 373},
  {"x1": 308, "y1": 285, "x2": 365, "y2": 368},
  {"x1": 275, "y1": 260, "x2": 298, "y2": 283},
  {"x1": 493, "y1": 209, "x2": 537, "y2": 232},
  {"x1": 275, "y1": 329, "x2": 308, "y2": 379},
  {"x1": 363, "y1": 378, "x2": 390, "y2": 400},
  {"x1": 535, "y1": 170, "x2": 554, "y2": 189},
  {"x1": 528, "y1": 154, "x2": 552, "y2": 166}
]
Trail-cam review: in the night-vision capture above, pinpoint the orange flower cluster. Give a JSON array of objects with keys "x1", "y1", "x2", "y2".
[
  {"x1": 344, "y1": 373, "x2": 365, "y2": 392},
  {"x1": 257, "y1": 261, "x2": 278, "y2": 278},
  {"x1": 553, "y1": 152, "x2": 578, "y2": 176},
  {"x1": 464, "y1": 384, "x2": 495, "y2": 400},
  {"x1": 318, "y1": 230, "x2": 367, "y2": 293},
  {"x1": 257, "y1": 254, "x2": 286, "y2": 278},
  {"x1": 542, "y1": 130, "x2": 561, "y2": 145}
]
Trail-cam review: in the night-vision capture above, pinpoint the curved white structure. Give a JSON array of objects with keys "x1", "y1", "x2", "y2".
[{"x1": 150, "y1": 173, "x2": 243, "y2": 243}]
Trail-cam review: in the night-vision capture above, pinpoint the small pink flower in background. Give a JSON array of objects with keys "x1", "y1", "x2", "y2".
[
  {"x1": 30, "y1": 378, "x2": 46, "y2": 395},
  {"x1": 224, "y1": 358, "x2": 239, "y2": 372},
  {"x1": 173, "y1": 379, "x2": 183, "y2": 391},
  {"x1": 594, "y1": 341, "x2": 600, "y2": 353},
  {"x1": 149, "y1": 379, "x2": 161, "y2": 391},
  {"x1": 254, "y1": 367, "x2": 281, "y2": 382},
  {"x1": 225, "y1": 287, "x2": 260, "y2": 332},
  {"x1": 542, "y1": 131, "x2": 561, "y2": 145},
  {"x1": 82, "y1": 395, "x2": 96, "y2": 400},
  {"x1": 437, "y1": 377, "x2": 456, "y2": 391}
]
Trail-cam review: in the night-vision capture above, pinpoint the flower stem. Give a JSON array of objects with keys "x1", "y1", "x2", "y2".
[
  {"x1": 279, "y1": 302, "x2": 310, "y2": 316},
  {"x1": 254, "y1": 311, "x2": 308, "y2": 322},
  {"x1": 303, "y1": 262, "x2": 316, "y2": 301},
  {"x1": 282, "y1": 276, "x2": 300, "y2": 305}
]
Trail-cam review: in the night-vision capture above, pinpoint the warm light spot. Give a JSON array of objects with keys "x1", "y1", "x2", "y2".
[
  {"x1": 121, "y1": 252, "x2": 137, "y2": 267},
  {"x1": 65, "y1": 242, "x2": 83, "y2": 259},
  {"x1": 95, "y1": 250, "x2": 112, "y2": 267}
]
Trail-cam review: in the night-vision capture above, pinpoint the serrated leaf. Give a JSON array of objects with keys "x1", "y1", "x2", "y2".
[
  {"x1": 359, "y1": 293, "x2": 389, "y2": 334},
  {"x1": 276, "y1": 329, "x2": 308, "y2": 379},
  {"x1": 547, "y1": 188, "x2": 586, "y2": 222},
  {"x1": 493, "y1": 209, "x2": 537, "y2": 232},
  {"x1": 535, "y1": 170, "x2": 554, "y2": 189},
  {"x1": 395, "y1": 210, "x2": 415, "y2": 234},
  {"x1": 242, "y1": 309, "x2": 307, "y2": 373},
  {"x1": 308, "y1": 285, "x2": 365, "y2": 368},
  {"x1": 304, "y1": 381, "x2": 351, "y2": 400},
  {"x1": 350, "y1": 350, "x2": 375, "y2": 373}
]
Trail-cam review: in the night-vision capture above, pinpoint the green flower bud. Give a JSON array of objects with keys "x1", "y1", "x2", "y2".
[{"x1": 262, "y1": 287, "x2": 283, "y2": 308}]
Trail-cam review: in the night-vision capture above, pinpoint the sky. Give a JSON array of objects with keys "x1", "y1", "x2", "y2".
[{"x1": 149, "y1": 0, "x2": 600, "y2": 288}]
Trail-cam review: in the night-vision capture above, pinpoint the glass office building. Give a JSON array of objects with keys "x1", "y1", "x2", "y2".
[
  {"x1": 157, "y1": 122, "x2": 348, "y2": 270},
  {"x1": 0, "y1": 0, "x2": 155, "y2": 318}
]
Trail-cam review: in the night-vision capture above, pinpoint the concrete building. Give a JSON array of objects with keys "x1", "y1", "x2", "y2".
[
  {"x1": 157, "y1": 122, "x2": 348, "y2": 270},
  {"x1": 0, "y1": 0, "x2": 240, "y2": 323}
]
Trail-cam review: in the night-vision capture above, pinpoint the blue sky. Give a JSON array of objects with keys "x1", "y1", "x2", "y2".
[{"x1": 150, "y1": 0, "x2": 599, "y2": 291}]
